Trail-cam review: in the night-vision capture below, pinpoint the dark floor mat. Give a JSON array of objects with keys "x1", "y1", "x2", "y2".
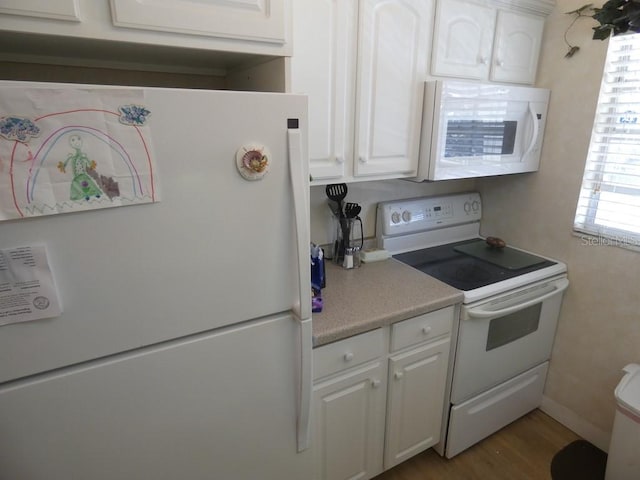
[{"x1": 551, "y1": 440, "x2": 607, "y2": 480}]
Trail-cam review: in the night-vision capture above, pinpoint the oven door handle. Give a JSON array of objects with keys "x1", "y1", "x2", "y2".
[{"x1": 467, "y1": 278, "x2": 569, "y2": 319}]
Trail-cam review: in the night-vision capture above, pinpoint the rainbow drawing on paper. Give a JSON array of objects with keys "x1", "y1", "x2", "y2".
[{"x1": 0, "y1": 87, "x2": 159, "y2": 221}]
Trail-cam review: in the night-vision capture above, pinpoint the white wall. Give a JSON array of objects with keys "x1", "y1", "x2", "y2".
[{"x1": 310, "y1": 178, "x2": 475, "y2": 247}]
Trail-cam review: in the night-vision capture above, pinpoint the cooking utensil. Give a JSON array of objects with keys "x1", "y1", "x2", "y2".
[
  {"x1": 326, "y1": 184, "x2": 349, "y2": 261},
  {"x1": 344, "y1": 202, "x2": 361, "y2": 218},
  {"x1": 327, "y1": 199, "x2": 342, "y2": 219},
  {"x1": 325, "y1": 183, "x2": 348, "y2": 217}
]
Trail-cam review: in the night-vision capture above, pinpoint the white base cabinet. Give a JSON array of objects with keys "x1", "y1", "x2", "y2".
[
  {"x1": 313, "y1": 361, "x2": 387, "y2": 480},
  {"x1": 384, "y1": 337, "x2": 451, "y2": 469},
  {"x1": 313, "y1": 306, "x2": 456, "y2": 480}
]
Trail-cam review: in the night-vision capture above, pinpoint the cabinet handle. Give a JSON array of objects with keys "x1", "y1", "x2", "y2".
[
  {"x1": 394, "y1": 371, "x2": 403, "y2": 380},
  {"x1": 336, "y1": 156, "x2": 344, "y2": 164},
  {"x1": 343, "y1": 352, "x2": 354, "y2": 362},
  {"x1": 359, "y1": 156, "x2": 367, "y2": 163},
  {"x1": 371, "y1": 379, "x2": 381, "y2": 388},
  {"x1": 479, "y1": 56, "x2": 489, "y2": 65},
  {"x1": 422, "y1": 326, "x2": 432, "y2": 335},
  {"x1": 496, "y1": 59, "x2": 504, "y2": 67}
]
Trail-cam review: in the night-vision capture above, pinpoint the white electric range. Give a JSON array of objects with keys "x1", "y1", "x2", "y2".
[{"x1": 377, "y1": 192, "x2": 568, "y2": 458}]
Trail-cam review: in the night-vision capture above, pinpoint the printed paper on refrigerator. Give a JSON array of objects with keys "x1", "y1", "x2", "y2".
[{"x1": 0, "y1": 245, "x2": 62, "y2": 326}]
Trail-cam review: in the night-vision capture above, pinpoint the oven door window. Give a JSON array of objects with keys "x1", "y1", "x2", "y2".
[
  {"x1": 486, "y1": 303, "x2": 541, "y2": 351},
  {"x1": 444, "y1": 120, "x2": 517, "y2": 158}
]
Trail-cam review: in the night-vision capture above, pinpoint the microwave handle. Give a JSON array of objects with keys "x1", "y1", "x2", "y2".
[
  {"x1": 467, "y1": 278, "x2": 569, "y2": 319},
  {"x1": 522, "y1": 102, "x2": 540, "y2": 160}
]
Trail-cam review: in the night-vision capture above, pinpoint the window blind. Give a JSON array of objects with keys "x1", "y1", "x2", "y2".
[{"x1": 574, "y1": 33, "x2": 640, "y2": 247}]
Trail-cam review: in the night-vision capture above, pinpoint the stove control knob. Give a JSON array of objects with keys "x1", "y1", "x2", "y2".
[
  {"x1": 464, "y1": 202, "x2": 471, "y2": 213},
  {"x1": 402, "y1": 210, "x2": 412, "y2": 223},
  {"x1": 472, "y1": 200, "x2": 480, "y2": 212},
  {"x1": 391, "y1": 211, "x2": 401, "y2": 224}
]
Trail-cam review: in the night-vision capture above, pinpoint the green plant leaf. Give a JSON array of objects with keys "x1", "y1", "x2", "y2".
[
  {"x1": 593, "y1": 8, "x2": 619, "y2": 24},
  {"x1": 566, "y1": 3, "x2": 594, "y2": 14},
  {"x1": 592, "y1": 25, "x2": 614, "y2": 39},
  {"x1": 601, "y1": 0, "x2": 627, "y2": 10}
]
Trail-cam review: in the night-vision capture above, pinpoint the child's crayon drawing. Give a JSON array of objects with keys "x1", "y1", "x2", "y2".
[{"x1": 0, "y1": 87, "x2": 159, "y2": 221}]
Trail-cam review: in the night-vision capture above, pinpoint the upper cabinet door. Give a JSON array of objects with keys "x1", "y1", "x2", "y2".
[
  {"x1": 491, "y1": 10, "x2": 545, "y2": 84},
  {"x1": 110, "y1": 0, "x2": 287, "y2": 44},
  {"x1": 354, "y1": 0, "x2": 433, "y2": 178},
  {"x1": 0, "y1": 0, "x2": 80, "y2": 21},
  {"x1": 290, "y1": 0, "x2": 357, "y2": 181},
  {"x1": 431, "y1": 0, "x2": 495, "y2": 80}
]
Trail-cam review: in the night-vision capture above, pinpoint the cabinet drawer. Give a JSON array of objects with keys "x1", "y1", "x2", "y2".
[
  {"x1": 314, "y1": 329, "x2": 384, "y2": 380},
  {"x1": 391, "y1": 306, "x2": 454, "y2": 352}
]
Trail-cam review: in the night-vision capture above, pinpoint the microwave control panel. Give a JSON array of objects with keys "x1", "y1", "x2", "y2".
[{"x1": 377, "y1": 193, "x2": 481, "y2": 238}]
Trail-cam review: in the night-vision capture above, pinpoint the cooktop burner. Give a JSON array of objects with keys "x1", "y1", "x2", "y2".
[{"x1": 393, "y1": 239, "x2": 557, "y2": 291}]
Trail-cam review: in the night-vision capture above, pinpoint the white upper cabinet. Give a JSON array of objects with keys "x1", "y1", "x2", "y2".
[
  {"x1": 354, "y1": 0, "x2": 433, "y2": 177},
  {"x1": 432, "y1": 0, "x2": 549, "y2": 85},
  {"x1": 290, "y1": 0, "x2": 434, "y2": 184},
  {"x1": 290, "y1": 0, "x2": 357, "y2": 181},
  {"x1": 0, "y1": 0, "x2": 291, "y2": 64},
  {"x1": 110, "y1": 0, "x2": 286, "y2": 44},
  {"x1": 491, "y1": 10, "x2": 545, "y2": 84},
  {"x1": 0, "y1": 0, "x2": 80, "y2": 21},
  {"x1": 431, "y1": 0, "x2": 495, "y2": 80}
]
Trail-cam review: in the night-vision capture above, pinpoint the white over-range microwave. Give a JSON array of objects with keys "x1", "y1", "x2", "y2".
[{"x1": 412, "y1": 80, "x2": 550, "y2": 181}]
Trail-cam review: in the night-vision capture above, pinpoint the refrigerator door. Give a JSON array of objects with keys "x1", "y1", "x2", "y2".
[
  {"x1": 0, "y1": 84, "x2": 310, "y2": 383},
  {"x1": 0, "y1": 314, "x2": 312, "y2": 480}
]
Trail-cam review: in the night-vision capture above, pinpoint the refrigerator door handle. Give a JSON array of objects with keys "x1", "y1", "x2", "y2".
[
  {"x1": 287, "y1": 124, "x2": 312, "y2": 452},
  {"x1": 297, "y1": 318, "x2": 313, "y2": 452},
  {"x1": 287, "y1": 123, "x2": 311, "y2": 322}
]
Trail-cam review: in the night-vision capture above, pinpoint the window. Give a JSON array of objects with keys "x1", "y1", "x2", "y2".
[{"x1": 574, "y1": 33, "x2": 640, "y2": 248}]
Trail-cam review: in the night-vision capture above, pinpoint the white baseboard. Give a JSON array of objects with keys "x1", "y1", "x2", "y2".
[{"x1": 540, "y1": 395, "x2": 611, "y2": 452}]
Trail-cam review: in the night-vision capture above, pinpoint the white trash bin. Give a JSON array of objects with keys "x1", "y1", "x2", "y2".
[{"x1": 605, "y1": 364, "x2": 640, "y2": 480}]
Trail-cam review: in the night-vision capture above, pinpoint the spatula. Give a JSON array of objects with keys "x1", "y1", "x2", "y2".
[
  {"x1": 326, "y1": 183, "x2": 348, "y2": 261},
  {"x1": 325, "y1": 183, "x2": 348, "y2": 218},
  {"x1": 345, "y1": 202, "x2": 361, "y2": 219}
]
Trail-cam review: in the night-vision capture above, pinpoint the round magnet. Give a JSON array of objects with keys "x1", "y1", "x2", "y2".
[{"x1": 236, "y1": 145, "x2": 270, "y2": 181}]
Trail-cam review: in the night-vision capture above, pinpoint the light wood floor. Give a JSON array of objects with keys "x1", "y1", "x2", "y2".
[{"x1": 373, "y1": 409, "x2": 580, "y2": 480}]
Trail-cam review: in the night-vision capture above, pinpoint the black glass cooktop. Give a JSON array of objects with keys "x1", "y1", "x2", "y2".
[{"x1": 393, "y1": 239, "x2": 556, "y2": 291}]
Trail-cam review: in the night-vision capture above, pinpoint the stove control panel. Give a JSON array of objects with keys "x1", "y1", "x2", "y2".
[{"x1": 377, "y1": 192, "x2": 482, "y2": 238}]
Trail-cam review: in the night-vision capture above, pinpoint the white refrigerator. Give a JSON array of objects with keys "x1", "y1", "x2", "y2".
[{"x1": 0, "y1": 82, "x2": 313, "y2": 479}]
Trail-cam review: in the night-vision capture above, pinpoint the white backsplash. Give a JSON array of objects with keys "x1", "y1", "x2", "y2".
[{"x1": 310, "y1": 178, "x2": 476, "y2": 247}]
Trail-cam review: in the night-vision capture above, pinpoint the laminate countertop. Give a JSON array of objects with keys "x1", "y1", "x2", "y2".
[{"x1": 312, "y1": 258, "x2": 463, "y2": 347}]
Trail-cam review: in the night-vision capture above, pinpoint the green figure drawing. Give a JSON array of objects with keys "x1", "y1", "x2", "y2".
[
  {"x1": 57, "y1": 134, "x2": 119, "y2": 201},
  {"x1": 57, "y1": 135, "x2": 103, "y2": 201}
]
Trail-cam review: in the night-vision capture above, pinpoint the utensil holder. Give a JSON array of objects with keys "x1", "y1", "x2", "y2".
[{"x1": 332, "y1": 216, "x2": 363, "y2": 269}]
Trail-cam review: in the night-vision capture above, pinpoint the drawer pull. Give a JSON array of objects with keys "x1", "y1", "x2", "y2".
[
  {"x1": 343, "y1": 352, "x2": 354, "y2": 362},
  {"x1": 394, "y1": 371, "x2": 404, "y2": 380},
  {"x1": 422, "y1": 326, "x2": 432, "y2": 335},
  {"x1": 371, "y1": 379, "x2": 381, "y2": 388}
]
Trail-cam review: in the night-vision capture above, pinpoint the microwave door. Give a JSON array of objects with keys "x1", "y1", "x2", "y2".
[{"x1": 430, "y1": 102, "x2": 543, "y2": 180}]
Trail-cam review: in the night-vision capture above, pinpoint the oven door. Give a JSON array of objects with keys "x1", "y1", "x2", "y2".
[{"x1": 450, "y1": 275, "x2": 569, "y2": 405}]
